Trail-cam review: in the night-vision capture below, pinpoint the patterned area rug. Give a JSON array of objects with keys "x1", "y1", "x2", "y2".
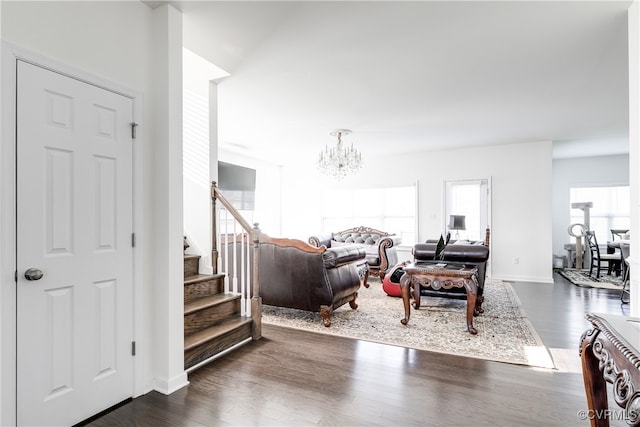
[
  {"x1": 558, "y1": 268, "x2": 623, "y2": 290},
  {"x1": 262, "y1": 279, "x2": 555, "y2": 369}
]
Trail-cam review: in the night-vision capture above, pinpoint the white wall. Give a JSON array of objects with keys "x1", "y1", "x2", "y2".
[
  {"x1": 629, "y1": 0, "x2": 639, "y2": 316},
  {"x1": 183, "y1": 86, "x2": 214, "y2": 272},
  {"x1": 0, "y1": 2, "x2": 187, "y2": 424},
  {"x1": 1, "y1": 1, "x2": 151, "y2": 90},
  {"x1": 182, "y1": 53, "x2": 227, "y2": 275},
  {"x1": 551, "y1": 154, "x2": 630, "y2": 261},
  {"x1": 281, "y1": 140, "x2": 554, "y2": 283}
]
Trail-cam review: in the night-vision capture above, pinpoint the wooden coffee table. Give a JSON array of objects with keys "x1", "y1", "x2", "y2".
[{"x1": 399, "y1": 262, "x2": 479, "y2": 334}]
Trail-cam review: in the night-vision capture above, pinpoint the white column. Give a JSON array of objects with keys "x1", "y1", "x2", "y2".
[
  {"x1": 209, "y1": 81, "x2": 219, "y2": 272},
  {"x1": 0, "y1": 3, "x2": 14, "y2": 424},
  {"x1": 210, "y1": 81, "x2": 219, "y2": 192},
  {"x1": 629, "y1": 1, "x2": 640, "y2": 316},
  {"x1": 149, "y1": 4, "x2": 188, "y2": 393}
]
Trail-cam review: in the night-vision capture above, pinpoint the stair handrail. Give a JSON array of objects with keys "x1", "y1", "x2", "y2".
[{"x1": 211, "y1": 181, "x2": 262, "y2": 340}]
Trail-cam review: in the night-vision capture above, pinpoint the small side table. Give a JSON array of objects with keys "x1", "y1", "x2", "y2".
[
  {"x1": 580, "y1": 313, "x2": 640, "y2": 427},
  {"x1": 399, "y1": 263, "x2": 479, "y2": 334}
]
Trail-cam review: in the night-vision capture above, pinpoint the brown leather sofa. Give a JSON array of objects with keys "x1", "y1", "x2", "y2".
[
  {"x1": 309, "y1": 226, "x2": 401, "y2": 280},
  {"x1": 259, "y1": 233, "x2": 366, "y2": 327}
]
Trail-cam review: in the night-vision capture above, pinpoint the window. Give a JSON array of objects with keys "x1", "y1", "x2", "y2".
[
  {"x1": 569, "y1": 186, "x2": 630, "y2": 245},
  {"x1": 443, "y1": 179, "x2": 490, "y2": 242},
  {"x1": 320, "y1": 184, "x2": 417, "y2": 246}
]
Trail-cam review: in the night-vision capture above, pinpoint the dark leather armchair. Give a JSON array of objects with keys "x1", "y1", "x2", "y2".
[
  {"x1": 309, "y1": 226, "x2": 401, "y2": 280},
  {"x1": 411, "y1": 240, "x2": 490, "y2": 310},
  {"x1": 413, "y1": 240, "x2": 490, "y2": 288},
  {"x1": 259, "y1": 233, "x2": 366, "y2": 327}
]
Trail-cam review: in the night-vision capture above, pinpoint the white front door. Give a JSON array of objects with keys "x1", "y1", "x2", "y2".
[{"x1": 16, "y1": 60, "x2": 134, "y2": 426}]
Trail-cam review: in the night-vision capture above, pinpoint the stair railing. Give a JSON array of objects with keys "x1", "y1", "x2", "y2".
[{"x1": 211, "y1": 181, "x2": 262, "y2": 340}]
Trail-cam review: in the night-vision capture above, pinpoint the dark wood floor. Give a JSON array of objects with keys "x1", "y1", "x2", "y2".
[{"x1": 88, "y1": 273, "x2": 630, "y2": 427}]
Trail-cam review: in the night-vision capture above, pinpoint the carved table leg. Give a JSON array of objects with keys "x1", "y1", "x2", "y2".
[
  {"x1": 412, "y1": 277, "x2": 422, "y2": 310},
  {"x1": 580, "y1": 329, "x2": 610, "y2": 427},
  {"x1": 464, "y1": 276, "x2": 478, "y2": 335},
  {"x1": 400, "y1": 273, "x2": 412, "y2": 325}
]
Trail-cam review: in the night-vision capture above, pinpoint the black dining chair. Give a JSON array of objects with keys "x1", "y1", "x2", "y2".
[{"x1": 585, "y1": 230, "x2": 621, "y2": 279}]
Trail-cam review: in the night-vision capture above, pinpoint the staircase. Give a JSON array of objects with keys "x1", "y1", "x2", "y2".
[{"x1": 183, "y1": 254, "x2": 253, "y2": 371}]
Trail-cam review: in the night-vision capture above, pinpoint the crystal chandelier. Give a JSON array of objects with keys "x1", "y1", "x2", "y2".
[{"x1": 317, "y1": 129, "x2": 363, "y2": 180}]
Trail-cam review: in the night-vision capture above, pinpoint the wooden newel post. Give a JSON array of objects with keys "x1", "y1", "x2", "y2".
[
  {"x1": 251, "y1": 222, "x2": 262, "y2": 339},
  {"x1": 211, "y1": 181, "x2": 219, "y2": 274}
]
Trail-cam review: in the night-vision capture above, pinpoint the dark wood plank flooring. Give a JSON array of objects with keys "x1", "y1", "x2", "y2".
[{"x1": 88, "y1": 273, "x2": 630, "y2": 427}]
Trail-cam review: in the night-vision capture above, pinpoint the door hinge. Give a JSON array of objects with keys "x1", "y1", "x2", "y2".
[
  {"x1": 131, "y1": 233, "x2": 136, "y2": 247},
  {"x1": 131, "y1": 122, "x2": 138, "y2": 139},
  {"x1": 14, "y1": 270, "x2": 17, "y2": 282},
  {"x1": 132, "y1": 341, "x2": 136, "y2": 356}
]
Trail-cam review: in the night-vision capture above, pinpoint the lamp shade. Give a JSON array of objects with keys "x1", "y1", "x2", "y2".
[{"x1": 448, "y1": 215, "x2": 466, "y2": 231}]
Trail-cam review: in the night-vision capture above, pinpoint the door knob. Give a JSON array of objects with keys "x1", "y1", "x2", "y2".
[{"x1": 24, "y1": 268, "x2": 43, "y2": 281}]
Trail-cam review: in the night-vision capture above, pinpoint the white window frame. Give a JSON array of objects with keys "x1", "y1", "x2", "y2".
[
  {"x1": 442, "y1": 178, "x2": 492, "y2": 242},
  {"x1": 320, "y1": 182, "x2": 418, "y2": 248},
  {"x1": 569, "y1": 184, "x2": 630, "y2": 246}
]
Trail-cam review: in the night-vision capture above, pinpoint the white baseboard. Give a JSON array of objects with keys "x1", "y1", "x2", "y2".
[
  {"x1": 494, "y1": 274, "x2": 554, "y2": 284},
  {"x1": 153, "y1": 372, "x2": 190, "y2": 395}
]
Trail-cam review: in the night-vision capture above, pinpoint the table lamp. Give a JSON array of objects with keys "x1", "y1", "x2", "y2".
[{"x1": 448, "y1": 215, "x2": 466, "y2": 239}]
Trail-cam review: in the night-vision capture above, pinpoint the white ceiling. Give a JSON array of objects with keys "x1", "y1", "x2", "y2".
[{"x1": 166, "y1": 1, "x2": 631, "y2": 164}]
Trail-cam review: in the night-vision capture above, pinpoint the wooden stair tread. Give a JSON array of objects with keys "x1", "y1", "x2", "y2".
[
  {"x1": 184, "y1": 273, "x2": 225, "y2": 285},
  {"x1": 183, "y1": 251, "x2": 252, "y2": 369},
  {"x1": 184, "y1": 293, "x2": 240, "y2": 315},
  {"x1": 184, "y1": 316, "x2": 252, "y2": 351}
]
